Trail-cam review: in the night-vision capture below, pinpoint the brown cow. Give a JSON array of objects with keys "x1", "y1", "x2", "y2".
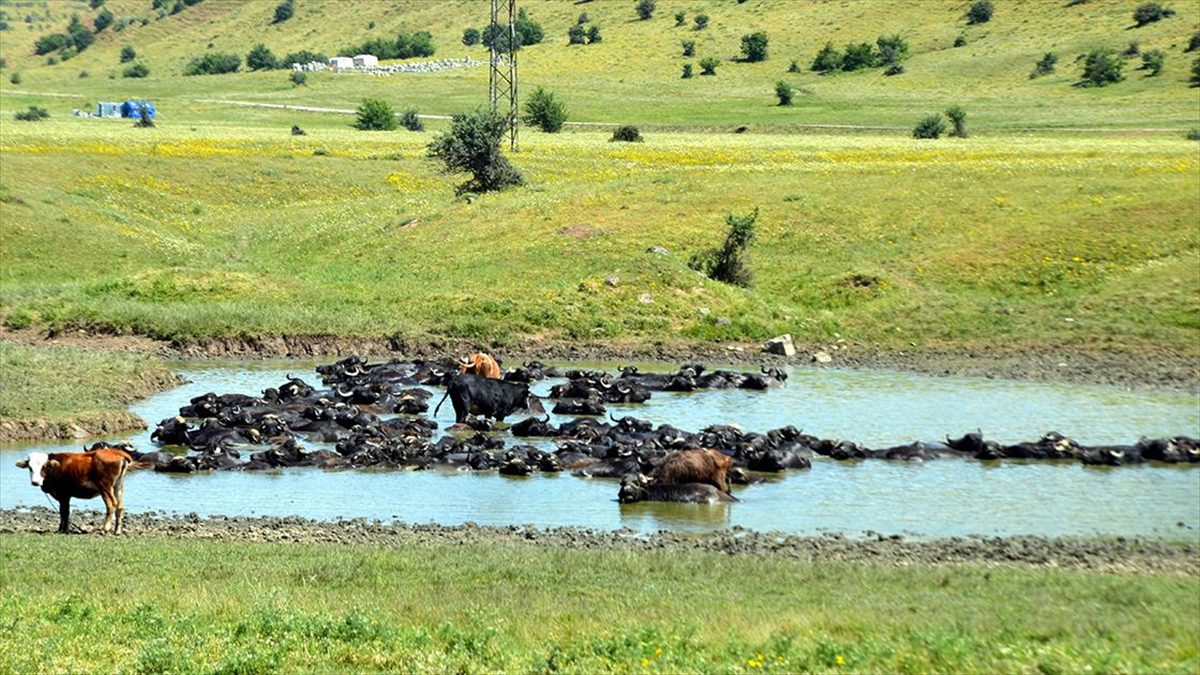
[
  {"x1": 652, "y1": 449, "x2": 734, "y2": 494},
  {"x1": 15, "y1": 448, "x2": 136, "y2": 534},
  {"x1": 458, "y1": 353, "x2": 502, "y2": 379}
]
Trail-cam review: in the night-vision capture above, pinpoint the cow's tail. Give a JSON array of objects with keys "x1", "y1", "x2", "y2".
[{"x1": 433, "y1": 389, "x2": 451, "y2": 417}]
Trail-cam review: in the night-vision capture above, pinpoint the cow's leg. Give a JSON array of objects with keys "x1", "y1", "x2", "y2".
[
  {"x1": 115, "y1": 478, "x2": 126, "y2": 535},
  {"x1": 453, "y1": 396, "x2": 468, "y2": 424},
  {"x1": 99, "y1": 487, "x2": 117, "y2": 534},
  {"x1": 57, "y1": 497, "x2": 70, "y2": 534}
]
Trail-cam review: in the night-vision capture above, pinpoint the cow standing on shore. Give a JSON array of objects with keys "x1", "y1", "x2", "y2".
[{"x1": 15, "y1": 448, "x2": 138, "y2": 534}]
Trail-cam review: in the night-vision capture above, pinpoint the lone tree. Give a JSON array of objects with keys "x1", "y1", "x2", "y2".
[
  {"x1": 945, "y1": 105, "x2": 967, "y2": 137},
  {"x1": 741, "y1": 32, "x2": 768, "y2": 62},
  {"x1": 427, "y1": 109, "x2": 524, "y2": 194},
  {"x1": 354, "y1": 98, "x2": 397, "y2": 130},
  {"x1": 635, "y1": 0, "x2": 656, "y2": 21},
  {"x1": 688, "y1": 209, "x2": 759, "y2": 288},
  {"x1": 1081, "y1": 48, "x2": 1124, "y2": 87},
  {"x1": 912, "y1": 114, "x2": 946, "y2": 139},
  {"x1": 462, "y1": 28, "x2": 480, "y2": 46},
  {"x1": 966, "y1": 0, "x2": 993, "y2": 24},
  {"x1": 775, "y1": 81, "x2": 794, "y2": 106},
  {"x1": 522, "y1": 86, "x2": 567, "y2": 133}
]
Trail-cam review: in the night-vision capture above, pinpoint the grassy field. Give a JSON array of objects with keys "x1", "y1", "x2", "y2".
[
  {"x1": 0, "y1": 112, "x2": 1196, "y2": 353},
  {"x1": 1, "y1": 533, "x2": 1197, "y2": 673}
]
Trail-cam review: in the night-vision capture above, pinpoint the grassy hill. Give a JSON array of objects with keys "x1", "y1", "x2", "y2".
[{"x1": 0, "y1": 0, "x2": 1197, "y2": 357}]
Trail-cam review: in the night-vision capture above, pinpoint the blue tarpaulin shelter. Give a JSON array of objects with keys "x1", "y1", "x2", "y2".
[{"x1": 119, "y1": 99, "x2": 155, "y2": 119}]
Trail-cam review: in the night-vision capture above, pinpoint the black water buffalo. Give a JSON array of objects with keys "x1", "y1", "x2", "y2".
[{"x1": 433, "y1": 374, "x2": 544, "y2": 423}]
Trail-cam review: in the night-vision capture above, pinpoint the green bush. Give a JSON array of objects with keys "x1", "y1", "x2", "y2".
[
  {"x1": 610, "y1": 125, "x2": 643, "y2": 142},
  {"x1": 1186, "y1": 128, "x2": 1200, "y2": 140},
  {"x1": 884, "y1": 62, "x2": 904, "y2": 76},
  {"x1": 587, "y1": 25, "x2": 602, "y2": 43},
  {"x1": 1187, "y1": 32, "x2": 1200, "y2": 53},
  {"x1": 1191, "y1": 56, "x2": 1200, "y2": 85},
  {"x1": 1132, "y1": 2, "x2": 1174, "y2": 27},
  {"x1": 694, "y1": 14, "x2": 709, "y2": 30},
  {"x1": 347, "y1": 31, "x2": 435, "y2": 60},
  {"x1": 674, "y1": 11, "x2": 685, "y2": 26},
  {"x1": 514, "y1": 8, "x2": 544, "y2": 45},
  {"x1": 1030, "y1": 52, "x2": 1057, "y2": 78},
  {"x1": 1140, "y1": 49, "x2": 1165, "y2": 76},
  {"x1": 966, "y1": 0, "x2": 993, "y2": 24},
  {"x1": 741, "y1": 32, "x2": 768, "y2": 62},
  {"x1": 688, "y1": 209, "x2": 758, "y2": 288},
  {"x1": 841, "y1": 42, "x2": 878, "y2": 71},
  {"x1": 426, "y1": 108, "x2": 524, "y2": 194},
  {"x1": 462, "y1": 28, "x2": 479, "y2": 46},
  {"x1": 682, "y1": 40, "x2": 695, "y2": 57},
  {"x1": 875, "y1": 34, "x2": 908, "y2": 66},
  {"x1": 912, "y1": 114, "x2": 946, "y2": 139},
  {"x1": 78, "y1": 70, "x2": 89, "y2": 78},
  {"x1": 945, "y1": 105, "x2": 967, "y2": 137},
  {"x1": 1123, "y1": 41, "x2": 1140, "y2": 57},
  {"x1": 787, "y1": 60, "x2": 799, "y2": 73},
  {"x1": 775, "y1": 81, "x2": 794, "y2": 105},
  {"x1": 354, "y1": 99, "x2": 397, "y2": 131},
  {"x1": 1080, "y1": 48, "x2": 1123, "y2": 87},
  {"x1": 954, "y1": 34, "x2": 967, "y2": 47},
  {"x1": 681, "y1": 63, "x2": 693, "y2": 78},
  {"x1": 246, "y1": 43, "x2": 277, "y2": 71},
  {"x1": 636, "y1": 0, "x2": 656, "y2": 21},
  {"x1": 400, "y1": 109, "x2": 423, "y2": 132},
  {"x1": 568, "y1": 24, "x2": 586, "y2": 45},
  {"x1": 120, "y1": 45, "x2": 136, "y2": 63},
  {"x1": 272, "y1": 0, "x2": 294, "y2": 24},
  {"x1": 184, "y1": 52, "x2": 240, "y2": 76},
  {"x1": 122, "y1": 62, "x2": 149, "y2": 78},
  {"x1": 523, "y1": 87, "x2": 567, "y2": 133},
  {"x1": 577, "y1": 12, "x2": 589, "y2": 25},
  {"x1": 90, "y1": 0, "x2": 105, "y2": 8},
  {"x1": 10, "y1": 72, "x2": 20, "y2": 84},
  {"x1": 699, "y1": 56, "x2": 720, "y2": 75},
  {"x1": 289, "y1": 71, "x2": 306, "y2": 86},
  {"x1": 811, "y1": 42, "x2": 842, "y2": 73},
  {"x1": 94, "y1": 8, "x2": 113, "y2": 32},
  {"x1": 13, "y1": 105, "x2": 49, "y2": 121},
  {"x1": 281, "y1": 50, "x2": 327, "y2": 68}
]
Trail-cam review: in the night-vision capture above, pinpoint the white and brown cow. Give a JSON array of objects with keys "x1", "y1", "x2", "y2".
[{"x1": 16, "y1": 448, "x2": 136, "y2": 534}]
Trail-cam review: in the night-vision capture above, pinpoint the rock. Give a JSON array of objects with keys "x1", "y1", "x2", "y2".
[
  {"x1": 604, "y1": 276, "x2": 619, "y2": 288},
  {"x1": 715, "y1": 316, "x2": 731, "y2": 326},
  {"x1": 764, "y1": 334, "x2": 795, "y2": 357},
  {"x1": 646, "y1": 246, "x2": 670, "y2": 256},
  {"x1": 812, "y1": 351, "x2": 833, "y2": 364},
  {"x1": 638, "y1": 293, "x2": 654, "y2": 304}
]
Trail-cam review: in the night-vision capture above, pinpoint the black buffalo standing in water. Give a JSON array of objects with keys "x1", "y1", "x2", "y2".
[{"x1": 434, "y1": 374, "x2": 544, "y2": 424}]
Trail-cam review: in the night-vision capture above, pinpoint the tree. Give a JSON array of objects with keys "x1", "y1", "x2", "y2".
[
  {"x1": 775, "y1": 81, "x2": 794, "y2": 106},
  {"x1": 1132, "y1": 3, "x2": 1174, "y2": 27},
  {"x1": 875, "y1": 34, "x2": 908, "y2": 67},
  {"x1": 682, "y1": 40, "x2": 695, "y2": 57},
  {"x1": 682, "y1": 63, "x2": 693, "y2": 78},
  {"x1": 568, "y1": 24, "x2": 586, "y2": 45},
  {"x1": 89, "y1": 0, "x2": 106, "y2": 8},
  {"x1": 741, "y1": 32, "x2": 768, "y2": 62},
  {"x1": 67, "y1": 15, "x2": 94, "y2": 52},
  {"x1": 688, "y1": 209, "x2": 758, "y2": 288},
  {"x1": 694, "y1": 14, "x2": 709, "y2": 29},
  {"x1": 123, "y1": 62, "x2": 149, "y2": 78},
  {"x1": 912, "y1": 114, "x2": 946, "y2": 139},
  {"x1": 841, "y1": 42, "x2": 877, "y2": 71},
  {"x1": 587, "y1": 25, "x2": 602, "y2": 44},
  {"x1": 289, "y1": 71, "x2": 306, "y2": 86},
  {"x1": 1140, "y1": 49, "x2": 1165, "y2": 76},
  {"x1": 636, "y1": 0, "x2": 656, "y2": 21},
  {"x1": 462, "y1": 28, "x2": 480, "y2": 46},
  {"x1": 945, "y1": 105, "x2": 967, "y2": 137},
  {"x1": 354, "y1": 99, "x2": 397, "y2": 131},
  {"x1": 1030, "y1": 52, "x2": 1057, "y2": 78},
  {"x1": 514, "y1": 8, "x2": 543, "y2": 46},
  {"x1": 811, "y1": 42, "x2": 842, "y2": 73},
  {"x1": 94, "y1": 8, "x2": 113, "y2": 32},
  {"x1": 246, "y1": 44, "x2": 278, "y2": 71},
  {"x1": 273, "y1": 0, "x2": 294, "y2": 24},
  {"x1": 523, "y1": 87, "x2": 567, "y2": 133},
  {"x1": 427, "y1": 109, "x2": 524, "y2": 194},
  {"x1": 675, "y1": 11, "x2": 685, "y2": 26},
  {"x1": 400, "y1": 109, "x2": 423, "y2": 132},
  {"x1": 966, "y1": 0, "x2": 993, "y2": 24},
  {"x1": 120, "y1": 45, "x2": 137, "y2": 63},
  {"x1": 699, "y1": 57, "x2": 720, "y2": 75},
  {"x1": 183, "y1": 53, "x2": 240, "y2": 75},
  {"x1": 1081, "y1": 48, "x2": 1123, "y2": 87}
]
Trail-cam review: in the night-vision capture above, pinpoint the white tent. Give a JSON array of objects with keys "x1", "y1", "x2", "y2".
[
  {"x1": 353, "y1": 54, "x2": 379, "y2": 67},
  {"x1": 329, "y1": 56, "x2": 354, "y2": 70}
]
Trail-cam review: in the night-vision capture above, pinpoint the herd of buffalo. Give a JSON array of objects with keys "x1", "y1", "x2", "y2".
[{"x1": 15, "y1": 354, "x2": 1200, "y2": 531}]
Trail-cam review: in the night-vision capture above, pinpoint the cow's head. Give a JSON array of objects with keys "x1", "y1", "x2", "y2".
[{"x1": 15, "y1": 452, "x2": 55, "y2": 487}]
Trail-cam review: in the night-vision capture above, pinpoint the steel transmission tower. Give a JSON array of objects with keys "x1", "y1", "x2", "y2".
[{"x1": 489, "y1": 0, "x2": 518, "y2": 152}]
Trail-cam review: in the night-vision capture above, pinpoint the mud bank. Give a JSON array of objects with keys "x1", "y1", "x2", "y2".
[
  {"x1": 0, "y1": 411, "x2": 148, "y2": 444},
  {"x1": 4, "y1": 328, "x2": 1198, "y2": 391},
  {"x1": 2, "y1": 508, "x2": 1195, "y2": 576}
]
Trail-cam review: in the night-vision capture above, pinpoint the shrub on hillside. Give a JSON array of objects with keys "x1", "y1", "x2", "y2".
[
  {"x1": 636, "y1": 0, "x2": 656, "y2": 21},
  {"x1": 682, "y1": 63, "x2": 693, "y2": 78},
  {"x1": 966, "y1": 0, "x2": 993, "y2": 24},
  {"x1": 884, "y1": 62, "x2": 904, "y2": 76},
  {"x1": 787, "y1": 60, "x2": 800, "y2": 73},
  {"x1": 123, "y1": 62, "x2": 149, "y2": 78},
  {"x1": 1187, "y1": 128, "x2": 1200, "y2": 140},
  {"x1": 1132, "y1": 3, "x2": 1174, "y2": 26},
  {"x1": 514, "y1": 8, "x2": 544, "y2": 45},
  {"x1": 587, "y1": 25, "x2": 602, "y2": 43},
  {"x1": 354, "y1": 99, "x2": 397, "y2": 131},
  {"x1": 462, "y1": 28, "x2": 480, "y2": 46},
  {"x1": 1080, "y1": 48, "x2": 1123, "y2": 86},
  {"x1": 1191, "y1": 56, "x2": 1200, "y2": 85},
  {"x1": 9, "y1": 72, "x2": 20, "y2": 84},
  {"x1": 347, "y1": 31, "x2": 435, "y2": 60},
  {"x1": 272, "y1": 0, "x2": 294, "y2": 24},
  {"x1": 184, "y1": 53, "x2": 240, "y2": 75},
  {"x1": 79, "y1": 70, "x2": 90, "y2": 78},
  {"x1": 610, "y1": 125, "x2": 643, "y2": 142},
  {"x1": 699, "y1": 56, "x2": 720, "y2": 75},
  {"x1": 741, "y1": 32, "x2": 768, "y2": 62},
  {"x1": 289, "y1": 70, "x2": 306, "y2": 86},
  {"x1": 694, "y1": 14, "x2": 709, "y2": 30},
  {"x1": 912, "y1": 114, "x2": 946, "y2": 139},
  {"x1": 90, "y1": 0, "x2": 105, "y2": 7},
  {"x1": 875, "y1": 34, "x2": 908, "y2": 67},
  {"x1": 523, "y1": 87, "x2": 567, "y2": 133},
  {"x1": 120, "y1": 45, "x2": 136, "y2": 63},
  {"x1": 1122, "y1": 41, "x2": 1140, "y2": 57},
  {"x1": 246, "y1": 44, "x2": 278, "y2": 71},
  {"x1": 568, "y1": 24, "x2": 586, "y2": 45},
  {"x1": 841, "y1": 42, "x2": 878, "y2": 71},
  {"x1": 775, "y1": 81, "x2": 794, "y2": 106},
  {"x1": 13, "y1": 106, "x2": 49, "y2": 121},
  {"x1": 578, "y1": 13, "x2": 589, "y2": 25},
  {"x1": 945, "y1": 105, "x2": 967, "y2": 137},
  {"x1": 675, "y1": 11, "x2": 686, "y2": 26},
  {"x1": 682, "y1": 40, "x2": 695, "y2": 57},
  {"x1": 954, "y1": 34, "x2": 967, "y2": 47},
  {"x1": 427, "y1": 108, "x2": 524, "y2": 194},
  {"x1": 281, "y1": 50, "x2": 327, "y2": 68},
  {"x1": 1030, "y1": 52, "x2": 1058, "y2": 78},
  {"x1": 400, "y1": 109, "x2": 423, "y2": 132},
  {"x1": 94, "y1": 8, "x2": 113, "y2": 32},
  {"x1": 1187, "y1": 32, "x2": 1200, "y2": 53},
  {"x1": 1140, "y1": 49, "x2": 1165, "y2": 75},
  {"x1": 811, "y1": 42, "x2": 842, "y2": 73},
  {"x1": 688, "y1": 209, "x2": 758, "y2": 288}
]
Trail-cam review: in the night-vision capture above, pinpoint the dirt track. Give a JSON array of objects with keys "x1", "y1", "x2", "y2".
[{"x1": 2, "y1": 507, "x2": 1196, "y2": 576}]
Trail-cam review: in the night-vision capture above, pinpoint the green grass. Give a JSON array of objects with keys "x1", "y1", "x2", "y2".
[
  {"x1": 0, "y1": 116, "x2": 1196, "y2": 354},
  {"x1": 1, "y1": 533, "x2": 1196, "y2": 673},
  {"x1": 0, "y1": 341, "x2": 178, "y2": 420}
]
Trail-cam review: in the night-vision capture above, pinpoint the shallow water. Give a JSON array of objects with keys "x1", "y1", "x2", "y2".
[{"x1": 2, "y1": 360, "x2": 1198, "y2": 539}]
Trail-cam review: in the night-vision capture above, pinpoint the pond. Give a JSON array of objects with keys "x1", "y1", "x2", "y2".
[{"x1": 2, "y1": 360, "x2": 1198, "y2": 539}]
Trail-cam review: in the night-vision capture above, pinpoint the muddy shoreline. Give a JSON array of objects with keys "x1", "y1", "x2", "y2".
[
  {"x1": 1, "y1": 507, "x2": 1195, "y2": 576},
  {"x1": 3, "y1": 328, "x2": 1198, "y2": 391}
]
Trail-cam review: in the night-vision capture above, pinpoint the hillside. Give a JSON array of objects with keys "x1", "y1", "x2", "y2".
[{"x1": 1, "y1": 0, "x2": 1198, "y2": 129}]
